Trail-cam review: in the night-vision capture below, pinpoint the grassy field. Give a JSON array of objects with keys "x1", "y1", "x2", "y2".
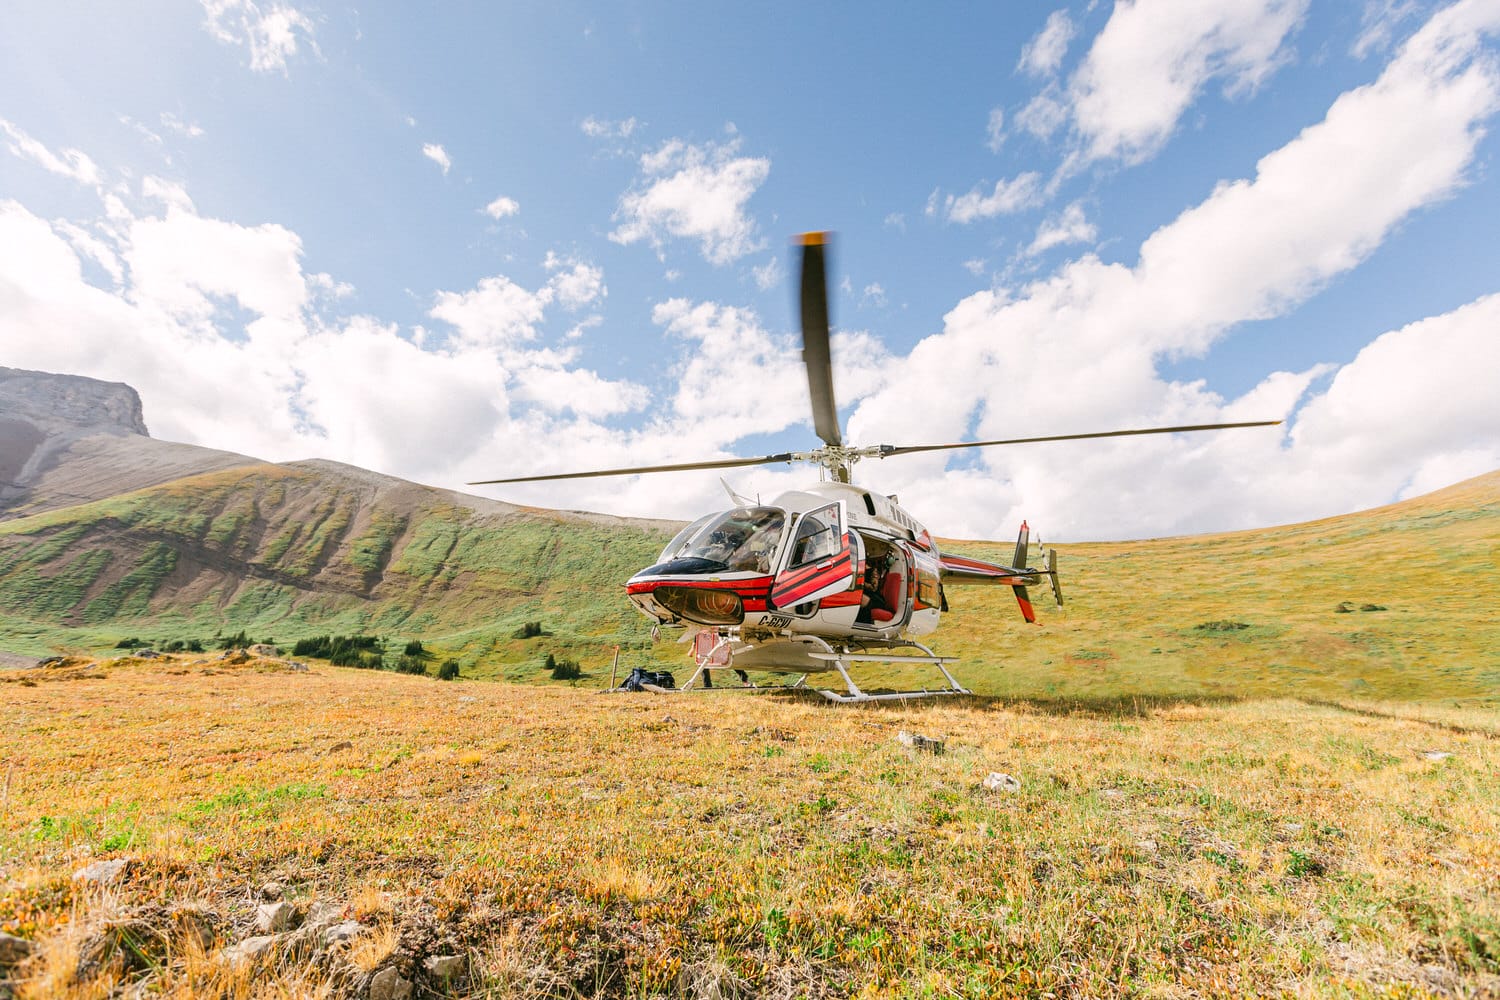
[
  {"x1": 0, "y1": 656, "x2": 1496, "y2": 998},
  {"x1": 0, "y1": 472, "x2": 1496, "y2": 996}
]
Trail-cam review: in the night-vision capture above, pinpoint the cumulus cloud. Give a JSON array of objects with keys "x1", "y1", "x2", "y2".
[
  {"x1": 609, "y1": 136, "x2": 770, "y2": 264},
  {"x1": 200, "y1": 0, "x2": 317, "y2": 74},
  {"x1": 422, "y1": 143, "x2": 452, "y2": 175},
  {"x1": 1026, "y1": 201, "x2": 1097, "y2": 256},
  {"x1": 1019, "y1": 10, "x2": 1076, "y2": 77},
  {"x1": 484, "y1": 195, "x2": 519, "y2": 219},
  {"x1": 0, "y1": 177, "x2": 657, "y2": 487},
  {"x1": 942, "y1": 173, "x2": 1044, "y2": 223},
  {"x1": 544, "y1": 252, "x2": 606, "y2": 310},
  {"x1": 837, "y1": 0, "x2": 1500, "y2": 538},
  {"x1": 1070, "y1": 0, "x2": 1309, "y2": 163}
]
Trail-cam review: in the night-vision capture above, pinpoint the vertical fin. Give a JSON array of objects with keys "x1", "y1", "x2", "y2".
[
  {"x1": 1048, "y1": 547, "x2": 1063, "y2": 607},
  {"x1": 1012, "y1": 520, "x2": 1030, "y2": 569}
]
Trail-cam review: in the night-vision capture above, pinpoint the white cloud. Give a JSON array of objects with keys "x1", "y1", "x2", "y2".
[
  {"x1": 1019, "y1": 10, "x2": 1076, "y2": 77},
  {"x1": 985, "y1": 108, "x2": 1006, "y2": 153},
  {"x1": 609, "y1": 136, "x2": 770, "y2": 264},
  {"x1": 962, "y1": 258, "x2": 987, "y2": 277},
  {"x1": 1026, "y1": 201, "x2": 1097, "y2": 256},
  {"x1": 200, "y1": 0, "x2": 317, "y2": 74},
  {"x1": 544, "y1": 252, "x2": 606, "y2": 310},
  {"x1": 1071, "y1": 0, "x2": 1309, "y2": 163},
  {"x1": 836, "y1": 0, "x2": 1500, "y2": 538},
  {"x1": 752, "y1": 256, "x2": 783, "y2": 291},
  {"x1": 1353, "y1": 0, "x2": 1424, "y2": 58},
  {"x1": 861, "y1": 283, "x2": 888, "y2": 308},
  {"x1": 0, "y1": 119, "x2": 102, "y2": 186},
  {"x1": 160, "y1": 113, "x2": 205, "y2": 138},
  {"x1": 1014, "y1": 89, "x2": 1070, "y2": 141},
  {"x1": 422, "y1": 143, "x2": 452, "y2": 175},
  {"x1": 884, "y1": 212, "x2": 907, "y2": 232},
  {"x1": 581, "y1": 116, "x2": 639, "y2": 139},
  {"x1": 484, "y1": 195, "x2": 520, "y2": 219},
  {"x1": 430, "y1": 275, "x2": 551, "y2": 349},
  {"x1": 943, "y1": 173, "x2": 1044, "y2": 223}
]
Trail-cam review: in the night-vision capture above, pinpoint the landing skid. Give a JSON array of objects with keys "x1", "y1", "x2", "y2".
[
  {"x1": 804, "y1": 638, "x2": 971, "y2": 704},
  {"x1": 673, "y1": 632, "x2": 971, "y2": 705}
]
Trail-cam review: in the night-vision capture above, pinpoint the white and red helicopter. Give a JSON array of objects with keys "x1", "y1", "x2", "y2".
[{"x1": 472, "y1": 234, "x2": 1278, "y2": 702}]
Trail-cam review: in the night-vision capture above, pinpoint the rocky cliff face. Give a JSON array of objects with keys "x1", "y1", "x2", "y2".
[
  {"x1": 0, "y1": 367, "x2": 254, "y2": 520},
  {"x1": 0, "y1": 366, "x2": 150, "y2": 436}
]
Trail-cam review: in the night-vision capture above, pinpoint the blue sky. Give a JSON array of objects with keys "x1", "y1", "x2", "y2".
[{"x1": 2, "y1": 0, "x2": 1498, "y2": 540}]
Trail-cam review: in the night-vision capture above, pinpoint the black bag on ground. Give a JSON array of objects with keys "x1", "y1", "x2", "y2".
[{"x1": 621, "y1": 668, "x2": 675, "y2": 691}]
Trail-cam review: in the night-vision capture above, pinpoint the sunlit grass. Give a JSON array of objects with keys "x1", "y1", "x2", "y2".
[{"x1": 2, "y1": 656, "x2": 1497, "y2": 996}]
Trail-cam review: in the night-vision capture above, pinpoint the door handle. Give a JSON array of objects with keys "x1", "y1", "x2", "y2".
[{"x1": 817, "y1": 560, "x2": 833, "y2": 569}]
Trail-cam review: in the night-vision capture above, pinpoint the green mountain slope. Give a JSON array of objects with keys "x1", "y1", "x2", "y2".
[
  {"x1": 0, "y1": 461, "x2": 676, "y2": 676},
  {"x1": 1, "y1": 459, "x2": 1496, "y2": 701}
]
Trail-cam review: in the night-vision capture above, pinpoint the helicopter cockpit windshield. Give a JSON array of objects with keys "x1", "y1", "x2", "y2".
[{"x1": 656, "y1": 507, "x2": 786, "y2": 574}]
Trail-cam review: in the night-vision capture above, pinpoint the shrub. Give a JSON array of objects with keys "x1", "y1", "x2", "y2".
[
  {"x1": 217, "y1": 630, "x2": 250, "y2": 650},
  {"x1": 294, "y1": 635, "x2": 382, "y2": 661},
  {"x1": 395, "y1": 655, "x2": 427, "y2": 675},
  {"x1": 548, "y1": 655, "x2": 582, "y2": 681},
  {"x1": 403, "y1": 639, "x2": 425, "y2": 657},
  {"x1": 114, "y1": 637, "x2": 144, "y2": 649},
  {"x1": 437, "y1": 659, "x2": 460, "y2": 681},
  {"x1": 512, "y1": 621, "x2": 548, "y2": 639},
  {"x1": 163, "y1": 640, "x2": 185, "y2": 652},
  {"x1": 185, "y1": 639, "x2": 204, "y2": 653}
]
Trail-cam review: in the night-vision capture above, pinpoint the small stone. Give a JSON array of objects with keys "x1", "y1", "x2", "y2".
[
  {"x1": 1134, "y1": 839, "x2": 1158, "y2": 854},
  {"x1": 304, "y1": 901, "x2": 344, "y2": 930},
  {"x1": 1102, "y1": 788, "x2": 1124, "y2": 800},
  {"x1": 287, "y1": 661, "x2": 309, "y2": 671},
  {"x1": 983, "y1": 772, "x2": 1021, "y2": 793},
  {"x1": 897, "y1": 730, "x2": 945, "y2": 754},
  {"x1": 369, "y1": 966, "x2": 413, "y2": 1000},
  {"x1": 0, "y1": 932, "x2": 34, "y2": 966},
  {"x1": 327, "y1": 740, "x2": 354, "y2": 754},
  {"x1": 1422, "y1": 750, "x2": 1453, "y2": 762},
  {"x1": 135, "y1": 648, "x2": 160, "y2": 658},
  {"x1": 72, "y1": 858, "x2": 134, "y2": 885},
  {"x1": 225, "y1": 934, "x2": 278, "y2": 965},
  {"x1": 249, "y1": 644, "x2": 281, "y2": 657},
  {"x1": 323, "y1": 920, "x2": 363, "y2": 947},
  {"x1": 256, "y1": 901, "x2": 296, "y2": 933},
  {"x1": 424, "y1": 954, "x2": 466, "y2": 979},
  {"x1": 260, "y1": 881, "x2": 284, "y2": 901}
]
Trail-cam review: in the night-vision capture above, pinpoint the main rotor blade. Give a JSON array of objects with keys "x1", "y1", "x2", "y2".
[
  {"x1": 799, "y1": 232, "x2": 842, "y2": 448},
  {"x1": 467, "y1": 452, "x2": 797, "y2": 486},
  {"x1": 879, "y1": 420, "x2": 1283, "y2": 458}
]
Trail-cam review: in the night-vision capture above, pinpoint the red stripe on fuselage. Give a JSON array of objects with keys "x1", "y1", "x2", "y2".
[{"x1": 626, "y1": 575, "x2": 773, "y2": 596}]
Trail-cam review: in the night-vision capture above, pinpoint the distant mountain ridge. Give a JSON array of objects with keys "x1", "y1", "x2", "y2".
[
  {"x1": 1, "y1": 366, "x2": 261, "y2": 520},
  {"x1": 0, "y1": 367, "x2": 679, "y2": 671}
]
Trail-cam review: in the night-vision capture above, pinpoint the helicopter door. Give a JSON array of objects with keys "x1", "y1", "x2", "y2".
[{"x1": 770, "y1": 501, "x2": 854, "y2": 610}]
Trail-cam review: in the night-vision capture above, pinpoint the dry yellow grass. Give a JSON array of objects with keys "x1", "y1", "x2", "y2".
[{"x1": 1, "y1": 655, "x2": 1497, "y2": 997}]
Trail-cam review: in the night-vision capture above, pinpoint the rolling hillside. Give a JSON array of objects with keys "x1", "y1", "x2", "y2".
[{"x1": 1, "y1": 367, "x2": 1496, "y2": 699}]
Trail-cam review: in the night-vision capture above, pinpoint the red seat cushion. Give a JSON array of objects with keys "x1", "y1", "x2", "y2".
[{"x1": 870, "y1": 569, "x2": 903, "y2": 622}]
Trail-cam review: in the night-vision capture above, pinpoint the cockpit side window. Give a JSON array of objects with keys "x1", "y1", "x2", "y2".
[{"x1": 788, "y1": 502, "x2": 843, "y2": 568}]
